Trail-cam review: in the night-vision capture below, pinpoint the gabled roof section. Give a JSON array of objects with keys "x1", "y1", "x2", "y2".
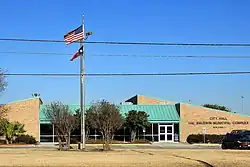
[
  {"x1": 122, "y1": 94, "x2": 177, "y2": 105},
  {"x1": 123, "y1": 94, "x2": 138, "y2": 104},
  {"x1": 137, "y1": 95, "x2": 177, "y2": 105},
  {"x1": 7, "y1": 97, "x2": 43, "y2": 105}
]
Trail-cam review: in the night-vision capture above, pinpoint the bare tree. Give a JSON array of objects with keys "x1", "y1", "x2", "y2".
[
  {"x1": 43, "y1": 101, "x2": 77, "y2": 151},
  {"x1": 88, "y1": 100, "x2": 123, "y2": 151},
  {"x1": 0, "y1": 69, "x2": 7, "y2": 94}
]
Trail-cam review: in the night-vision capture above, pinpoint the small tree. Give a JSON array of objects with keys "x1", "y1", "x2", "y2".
[
  {"x1": 203, "y1": 104, "x2": 231, "y2": 112},
  {"x1": 43, "y1": 101, "x2": 77, "y2": 151},
  {"x1": 88, "y1": 100, "x2": 123, "y2": 151},
  {"x1": 0, "y1": 120, "x2": 25, "y2": 144},
  {"x1": 125, "y1": 110, "x2": 150, "y2": 142}
]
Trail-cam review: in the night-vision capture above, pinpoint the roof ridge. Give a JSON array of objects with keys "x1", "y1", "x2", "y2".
[{"x1": 7, "y1": 97, "x2": 43, "y2": 105}]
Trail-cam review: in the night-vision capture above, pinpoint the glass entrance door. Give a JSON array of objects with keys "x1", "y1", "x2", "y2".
[{"x1": 159, "y1": 125, "x2": 174, "y2": 142}]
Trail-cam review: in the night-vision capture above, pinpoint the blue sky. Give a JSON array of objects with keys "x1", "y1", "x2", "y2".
[{"x1": 0, "y1": 0, "x2": 249, "y2": 115}]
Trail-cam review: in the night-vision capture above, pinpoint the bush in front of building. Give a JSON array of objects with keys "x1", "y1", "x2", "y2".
[
  {"x1": 0, "y1": 119, "x2": 26, "y2": 144},
  {"x1": 187, "y1": 134, "x2": 225, "y2": 144},
  {"x1": 14, "y1": 134, "x2": 37, "y2": 144}
]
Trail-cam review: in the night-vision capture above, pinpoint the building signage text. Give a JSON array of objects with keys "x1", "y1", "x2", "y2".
[{"x1": 188, "y1": 117, "x2": 249, "y2": 128}]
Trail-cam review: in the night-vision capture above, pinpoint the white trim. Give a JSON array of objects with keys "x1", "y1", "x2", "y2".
[
  {"x1": 158, "y1": 124, "x2": 174, "y2": 142},
  {"x1": 52, "y1": 124, "x2": 55, "y2": 144},
  {"x1": 151, "y1": 123, "x2": 153, "y2": 141}
]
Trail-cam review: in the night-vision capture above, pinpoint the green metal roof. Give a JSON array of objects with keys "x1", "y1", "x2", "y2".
[
  {"x1": 40, "y1": 104, "x2": 180, "y2": 123},
  {"x1": 119, "y1": 105, "x2": 179, "y2": 122}
]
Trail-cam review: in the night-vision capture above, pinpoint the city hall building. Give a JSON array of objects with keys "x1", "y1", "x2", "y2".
[{"x1": 3, "y1": 95, "x2": 250, "y2": 144}]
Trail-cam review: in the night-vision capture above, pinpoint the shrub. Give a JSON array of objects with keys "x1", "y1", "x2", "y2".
[
  {"x1": 14, "y1": 134, "x2": 37, "y2": 144},
  {"x1": 187, "y1": 134, "x2": 225, "y2": 144},
  {"x1": 131, "y1": 139, "x2": 151, "y2": 144},
  {"x1": 0, "y1": 140, "x2": 5, "y2": 144}
]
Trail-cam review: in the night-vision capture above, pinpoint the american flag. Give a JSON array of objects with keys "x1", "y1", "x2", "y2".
[{"x1": 64, "y1": 25, "x2": 84, "y2": 45}]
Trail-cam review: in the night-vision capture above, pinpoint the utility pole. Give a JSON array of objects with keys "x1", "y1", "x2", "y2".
[
  {"x1": 80, "y1": 15, "x2": 92, "y2": 150},
  {"x1": 80, "y1": 15, "x2": 85, "y2": 149}
]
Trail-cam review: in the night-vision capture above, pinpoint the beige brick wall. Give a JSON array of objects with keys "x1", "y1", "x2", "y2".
[
  {"x1": 180, "y1": 104, "x2": 250, "y2": 142},
  {"x1": 137, "y1": 95, "x2": 176, "y2": 105},
  {"x1": 5, "y1": 98, "x2": 41, "y2": 141}
]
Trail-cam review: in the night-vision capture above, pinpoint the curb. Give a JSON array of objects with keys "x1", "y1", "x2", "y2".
[
  {"x1": 73, "y1": 143, "x2": 152, "y2": 146},
  {"x1": 192, "y1": 144, "x2": 221, "y2": 147}
]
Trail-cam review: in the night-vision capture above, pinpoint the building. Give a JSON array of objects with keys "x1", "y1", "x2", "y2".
[{"x1": 2, "y1": 95, "x2": 250, "y2": 144}]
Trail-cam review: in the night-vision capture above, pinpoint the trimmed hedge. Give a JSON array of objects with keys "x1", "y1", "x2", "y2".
[
  {"x1": 187, "y1": 134, "x2": 225, "y2": 144},
  {"x1": 14, "y1": 135, "x2": 37, "y2": 144}
]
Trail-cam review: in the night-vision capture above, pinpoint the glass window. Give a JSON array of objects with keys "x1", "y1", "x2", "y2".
[
  {"x1": 167, "y1": 126, "x2": 172, "y2": 133},
  {"x1": 167, "y1": 135, "x2": 172, "y2": 141},
  {"x1": 153, "y1": 124, "x2": 158, "y2": 134},
  {"x1": 160, "y1": 126, "x2": 165, "y2": 133},
  {"x1": 40, "y1": 124, "x2": 53, "y2": 135},
  {"x1": 240, "y1": 135, "x2": 250, "y2": 140},
  {"x1": 40, "y1": 136, "x2": 53, "y2": 142},
  {"x1": 174, "y1": 123, "x2": 179, "y2": 142},
  {"x1": 160, "y1": 135, "x2": 165, "y2": 141}
]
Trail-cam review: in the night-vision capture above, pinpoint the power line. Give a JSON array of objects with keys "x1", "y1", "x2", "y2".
[
  {"x1": 0, "y1": 51, "x2": 71, "y2": 56},
  {"x1": 1, "y1": 51, "x2": 250, "y2": 59},
  {"x1": 3, "y1": 71, "x2": 250, "y2": 77},
  {"x1": 92, "y1": 54, "x2": 250, "y2": 59},
  {"x1": 1, "y1": 38, "x2": 250, "y2": 47}
]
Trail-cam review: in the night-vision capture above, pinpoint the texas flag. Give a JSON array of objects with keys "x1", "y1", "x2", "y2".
[{"x1": 70, "y1": 46, "x2": 83, "y2": 61}]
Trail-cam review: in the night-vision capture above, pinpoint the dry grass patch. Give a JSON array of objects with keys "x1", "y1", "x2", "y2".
[
  {"x1": 0, "y1": 148, "x2": 250, "y2": 167},
  {"x1": 0, "y1": 148, "x2": 201, "y2": 167}
]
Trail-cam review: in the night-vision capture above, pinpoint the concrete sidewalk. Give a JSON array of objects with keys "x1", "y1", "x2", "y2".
[{"x1": 0, "y1": 142, "x2": 221, "y2": 150}]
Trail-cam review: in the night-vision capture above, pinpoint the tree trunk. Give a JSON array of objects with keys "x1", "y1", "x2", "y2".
[
  {"x1": 5, "y1": 138, "x2": 9, "y2": 145},
  {"x1": 103, "y1": 135, "x2": 111, "y2": 151},
  {"x1": 57, "y1": 135, "x2": 63, "y2": 151},
  {"x1": 102, "y1": 132, "x2": 111, "y2": 151},
  {"x1": 85, "y1": 128, "x2": 89, "y2": 141},
  {"x1": 131, "y1": 130, "x2": 136, "y2": 142},
  {"x1": 66, "y1": 132, "x2": 71, "y2": 151},
  {"x1": 101, "y1": 132, "x2": 105, "y2": 150}
]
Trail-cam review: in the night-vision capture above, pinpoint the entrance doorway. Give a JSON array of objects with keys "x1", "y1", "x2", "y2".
[{"x1": 159, "y1": 124, "x2": 174, "y2": 142}]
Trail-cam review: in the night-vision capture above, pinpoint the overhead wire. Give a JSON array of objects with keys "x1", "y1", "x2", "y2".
[
  {"x1": 92, "y1": 54, "x2": 250, "y2": 59},
  {"x1": 3, "y1": 71, "x2": 250, "y2": 77},
  {"x1": 1, "y1": 38, "x2": 250, "y2": 47},
  {"x1": 1, "y1": 51, "x2": 250, "y2": 59},
  {"x1": 0, "y1": 51, "x2": 71, "y2": 56},
  {"x1": 1, "y1": 38, "x2": 250, "y2": 78}
]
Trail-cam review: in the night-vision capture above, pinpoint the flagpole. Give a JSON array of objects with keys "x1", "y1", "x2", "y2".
[{"x1": 80, "y1": 15, "x2": 85, "y2": 149}]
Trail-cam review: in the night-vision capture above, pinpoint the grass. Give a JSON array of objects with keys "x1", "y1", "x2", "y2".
[{"x1": 0, "y1": 148, "x2": 250, "y2": 166}]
